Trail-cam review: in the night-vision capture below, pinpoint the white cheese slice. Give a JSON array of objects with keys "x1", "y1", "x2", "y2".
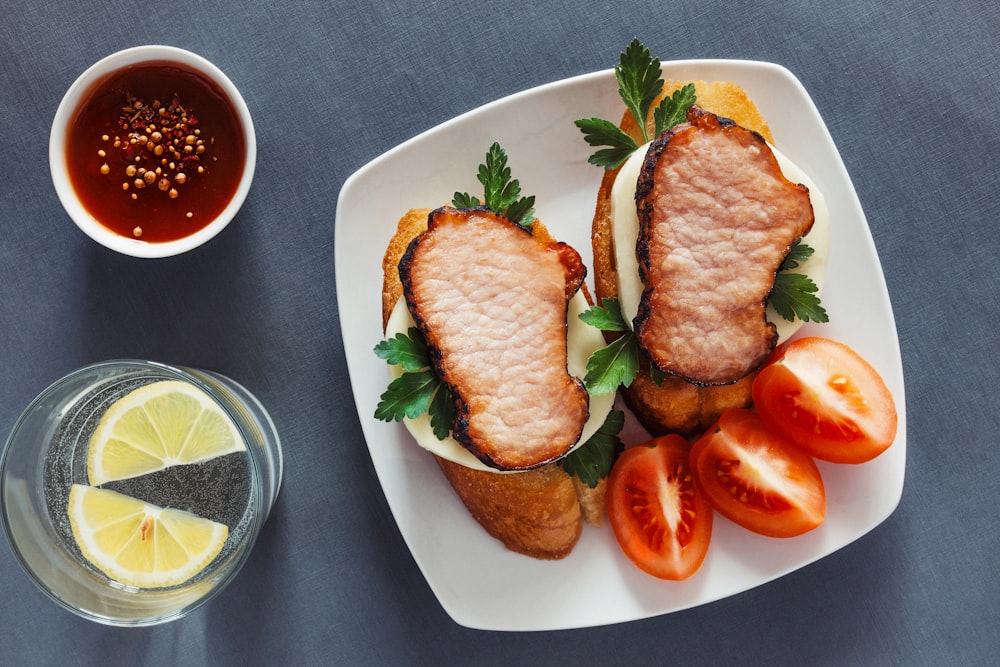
[
  {"x1": 385, "y1": 292, "x2": 616, "y2": 473},
  {"x1": 610, "y1": 140, "x2": 829, "y2": 342}
]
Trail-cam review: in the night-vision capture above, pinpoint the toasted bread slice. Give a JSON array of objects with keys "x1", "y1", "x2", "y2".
[
  {"x1": 381, "y1": 208, "x2": 604, "y2": 560},
  {"x1": 591, "y1": 81, "x2": 771, "y2": 436},
  {"x1": 434, "y1": 456, "x2": 582, "y2": 559}
]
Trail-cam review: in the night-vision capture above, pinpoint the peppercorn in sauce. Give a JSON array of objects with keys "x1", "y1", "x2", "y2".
[{"x1": 66, "y1": 61, "x2": 246, "y2": 243}]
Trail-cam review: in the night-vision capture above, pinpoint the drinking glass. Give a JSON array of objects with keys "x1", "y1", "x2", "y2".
[{"x1": 1, "y1": 359, "x2": 282, "y2": 626}]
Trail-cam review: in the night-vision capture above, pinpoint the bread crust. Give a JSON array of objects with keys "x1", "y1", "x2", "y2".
[
  {"x1": 434, "y1": 455, "x2": 582, "y2": 560},
  {"x1": 382, "y1": 208, "x2": 601, "y2": 559},
  {"x1": 591, "y1": 81, "x2": 771, "y2": 436}
]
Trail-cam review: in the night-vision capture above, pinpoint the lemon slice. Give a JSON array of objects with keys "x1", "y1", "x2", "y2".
[
  {"x1": 87, "y1": 380, "x2": 246, "y2": 486},
  {"x1": 67, "y1": 484, "x2": 229, "y2": 588}
]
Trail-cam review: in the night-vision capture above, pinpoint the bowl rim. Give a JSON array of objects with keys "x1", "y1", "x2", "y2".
[{"x1": 49, "y1": 45, "x2": 257, "y2": 258}]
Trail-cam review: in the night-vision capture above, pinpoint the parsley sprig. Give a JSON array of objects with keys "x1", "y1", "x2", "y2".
[
  {"x1": 578, "y1": 298, "x2": 639, "y2": 395},
  {"x1": 574, "y1": 38, "x2": 696, "y2": 169},
  {"x1": 558, "y1": 410, "x2": 625, "y2": 488},
  {"x1": 770, "y1": 240, "x2": 829, "y2": 324},
  {"x1": 374, "y1": 328, "x2": 454, "y2": 440},
  {"x1": 452, "y1": 142, "x2": 536, "y2": 227}
]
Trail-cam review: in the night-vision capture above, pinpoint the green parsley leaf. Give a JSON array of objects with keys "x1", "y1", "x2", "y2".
[
  {"x1": 428, "y1": 382, "x2": 455, "y2": 441},
  {"x1": 583, "y1": 331, "x2": 639, "y2": 395},
  {"x1": 580, "y1": 298, "x2": 640, "y2": 394},
  {"x1": 780, "y1": 238, "x2": 814, "y2": 270},
  {"x1": 574, "y1": 117, "x2": 640, "y2": 169},
  {"x1": 767, "y1": 240, "x2": 828, "y2": 324},
  {"x1": 374, "y1": 328, "x2": 455, "y2": 440},
  {"x1": 503, "y1": 195, "x2": 536, "y2": 228},
  {"x1": 452, "y1": 142, "x2": 535, "y2": 227},
  {"x1": 374, "y1": 370, "x2": 439, "y2": 423},
  {"x1": 373, "y1": 327, "x2": 429, "y2": 371},
  {"x1": 451, "y1": 192, "x2": 481, "y2": 209},
  {"x1": 615, "y1": 38, "x2": 663, "y2": 143},
  {"x1": 478, "y1": 142, "x2": 519, "y2": 210},
  {"x1": 579, "y1": 297, "x2": 630, "y2": 332},
  {"x1": 575, "y1": 39, "x2": 697, "y2": 169},
  {"x1": 652, "y1": 83, "x2": 697, "y2": 136},
  {"x1": 770, "y1": 271, "x2": 829, "y2": 324},
  {"x1": 649, "y1": 362, "x2": 667, "y2": 386},
  {"x1": 558, "y1": 410, "x2": 625, "y2": 488}
]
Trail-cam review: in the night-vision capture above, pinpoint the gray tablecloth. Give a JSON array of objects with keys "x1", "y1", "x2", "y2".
[{"x1": 2, "y1": 0, "x2": 997, "y2": 664}]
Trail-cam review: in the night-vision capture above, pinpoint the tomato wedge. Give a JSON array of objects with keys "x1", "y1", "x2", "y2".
[
  {"x1": 752, "y1": 337, "x2": 898, "y2": 464},
  {"x1": 606, "y1": 435, "x2": 712, "y2": 580},
  {"x1": 690, "y1": 409, "x2": 825, "y2": 538}
]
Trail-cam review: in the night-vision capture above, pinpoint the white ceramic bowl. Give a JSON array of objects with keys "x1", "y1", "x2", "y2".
[{"x1": 49, "y1": 45, "x2": 256, "y2": 258}]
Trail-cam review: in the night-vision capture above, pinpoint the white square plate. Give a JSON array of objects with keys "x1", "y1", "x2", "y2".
[{"x1": 335, "y1": 60, "x2": 906, "y2": 631}]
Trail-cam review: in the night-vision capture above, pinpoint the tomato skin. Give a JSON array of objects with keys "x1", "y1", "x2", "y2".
[
  {"x1": 690, "y1": 409, "x2": 825, "y2": 538},
  {"x1": 606, "y1": 435, "x2": 713, "y2": 580},
  {"x1": 753, "y1": 337, "x2": 898, "y2": 464}
]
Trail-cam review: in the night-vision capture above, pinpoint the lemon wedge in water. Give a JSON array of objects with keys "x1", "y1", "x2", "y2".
[
  {"x1": 87, "y1": 380, "x2": 246, "y2": 486},
  {"x1": 67, "y1": 484, "x2": 229, "y2": 588}
]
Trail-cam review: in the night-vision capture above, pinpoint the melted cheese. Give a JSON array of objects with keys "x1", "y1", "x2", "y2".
[
  {"x1": 610, "y1": 141, "x2": 829, "y2": 342},
  {"x1": 385, "y1": 292, "x2": 615, "y2": 473}
]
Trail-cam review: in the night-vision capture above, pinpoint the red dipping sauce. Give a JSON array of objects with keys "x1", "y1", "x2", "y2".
[{"x1": 65, "y1": 61, "x2": 246, "y2": 243}]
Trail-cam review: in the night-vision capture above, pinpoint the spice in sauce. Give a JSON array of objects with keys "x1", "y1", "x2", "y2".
[{"x1": 65, "y1": 61, "x2": 246, "y2": 244}]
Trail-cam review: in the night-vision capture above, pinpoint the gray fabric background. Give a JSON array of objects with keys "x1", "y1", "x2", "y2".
[{"x1": 2, "y1": 0, "x2": 997, "y2": 664}]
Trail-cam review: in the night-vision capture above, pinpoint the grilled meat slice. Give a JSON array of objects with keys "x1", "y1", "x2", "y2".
[
  {"x1": 399, "y1": 206, "x2": 589, "y2": 470},
  {"x1": 634, "y1": 106, "x2": 814, "y2": 386}
]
